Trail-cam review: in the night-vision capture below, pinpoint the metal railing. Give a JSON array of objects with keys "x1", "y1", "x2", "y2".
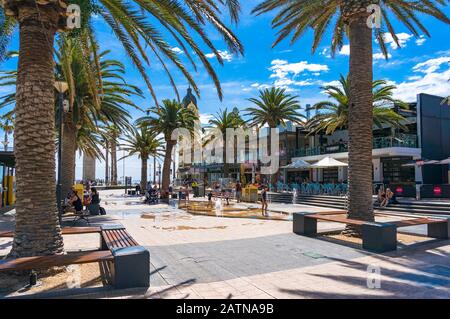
[
  {"x1": 295, "y1": 134, "x2": 418, "y2": 157},
  {"x1": 271, "y1": 182, "x2": 348, "y2": 196}
]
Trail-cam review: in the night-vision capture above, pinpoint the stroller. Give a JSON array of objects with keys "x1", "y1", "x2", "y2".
[{"x1": 145, "y1": 189, "x2": 159, "y2": 205}]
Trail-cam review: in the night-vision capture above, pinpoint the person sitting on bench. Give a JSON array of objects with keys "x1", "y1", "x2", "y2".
[
  {"x1": 377, "y1": 187, "x2": 386, "y2": 206},
  {"x1": 88, "y1": 187, "x2": 101, "y2": 215},
  {"x1": 381, "y1": 188, "x2": 394, "y2": 207},
  {"x1": 69, "y1": 190, "x2": 83, "y2": 213}
]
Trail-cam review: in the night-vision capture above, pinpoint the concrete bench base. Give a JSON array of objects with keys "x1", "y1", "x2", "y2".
[
  {"x1": 428, "y1": 219, "x2": 450, "y2": 239},
  {"x1": 293, "y1": 212, "x2": 318, "y2": 236},
  {"x1": 293, "y1": 212, "x2": 398, "y2": 253},
  {"x1": 361, "y1": 223, "x2": 397, "y2": 253},
  {"x1": 111, "y1": 246, "x2": 150, "y2": 289}
]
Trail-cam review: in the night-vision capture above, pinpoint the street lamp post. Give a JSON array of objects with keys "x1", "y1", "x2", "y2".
[
  {"x1": 54, "y1": 81, "x2": 69, "y2": 226},
  {"x1": 153, "y1": 156, "x2": 156, "y2": 185}
]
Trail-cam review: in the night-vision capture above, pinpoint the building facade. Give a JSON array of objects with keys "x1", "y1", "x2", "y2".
[{"x1": 289, "y1": 93, "x2": 450, "y2": 197}]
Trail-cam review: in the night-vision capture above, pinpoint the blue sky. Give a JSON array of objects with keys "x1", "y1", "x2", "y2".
[{"x1": 1, "y1": 1, "x2": 450, "y2": 181}]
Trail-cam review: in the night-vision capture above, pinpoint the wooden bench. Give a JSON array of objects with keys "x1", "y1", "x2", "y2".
[
  {"x1": 0, "y1": 224, "x2": 150, "y2": 290},
  {"x1": 99, "y1": 224, "x2": 150, "y2": 289},
  {"x1": 293, "y1": 212, "x2": 450, "y2": 253},
  {"x1": 0, "y1": 251, "x2": 113, "y2": 272},
  {"x1": 0, "y1": 227, "x2": 102, "y2": 238},
  {"x1": 101, "y1": 227, "x2": 139, "y2": 250}
]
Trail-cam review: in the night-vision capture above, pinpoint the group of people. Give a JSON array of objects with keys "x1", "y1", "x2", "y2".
[
  {"x1": 377, "y1": 186, "x2": 395, "y2": 207},
  {"x1": 204, "y1": 181, "x2": 269, "y2": 217},
  {"x1": 65, "y1": 187, "x2": 100, "y2": 213}
]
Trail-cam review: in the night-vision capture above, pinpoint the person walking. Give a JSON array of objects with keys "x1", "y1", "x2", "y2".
[
  {"x1": 261, "y1": 185, "x2": 268, "y2": 217},
  {"x1": 235, "y1": 181, "x2": 242, "y2": 203}
]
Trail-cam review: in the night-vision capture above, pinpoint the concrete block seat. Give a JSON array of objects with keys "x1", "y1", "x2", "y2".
[{"x1": 293, "y1": 212, "x2": 449, "y2": 253}]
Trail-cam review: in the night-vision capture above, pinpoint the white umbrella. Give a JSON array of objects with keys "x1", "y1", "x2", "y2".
[
  {"x1": 440, "y1": 158, "x2": 450, "y2": 164},
  {"x1": 281, "y1": 159, "x2": 311, "y2": 169},
  {"x1": 311, "y1": 156, "x2": 348, "y2": 168}
]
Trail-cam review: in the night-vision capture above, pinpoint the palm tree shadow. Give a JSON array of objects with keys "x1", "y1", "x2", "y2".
[
  {"x1": 278, "y1": 271, "x2": 448, "y2": 299},
  {"x1": 129, "y1": 278, "x2": 197, "y2": 299},
  {"x1": 279, "y1": 241, "x2": 450, "y2": 299}
]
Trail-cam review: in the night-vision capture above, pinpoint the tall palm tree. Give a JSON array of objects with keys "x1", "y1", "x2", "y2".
[
  {"x1": 120, "y1": 126, "x2": 164, "y2": 191},
  {"x1": 0, "y1": 113, "x2": 14, "y2": 151},
  {"x1": 206, "y1": 108, "x2": 245, "y2": 177},
  {"x1": 0, "y1": 0, "x2": 243, "y2": 258},
  {"x1": 253, "y1": 0, "x2": 450, "y2": 226},
  {"x1": 138, "y1": 99, "x2": 198, "y2": 198},
  {"x1": 307, "y1": 75, "x2": 409, "y2": 135},
  {"x1": 245, "y1": 87, "x2": 304, "y2": 185},
  {"x1": 105, "y1": 124, "x2": 121, "y2": 186},
  {"x1": 1, "y1": 41, "x2": 143, "y2": 197}
]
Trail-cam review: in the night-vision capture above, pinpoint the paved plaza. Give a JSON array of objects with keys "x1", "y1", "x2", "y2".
[{"x1": 0, "y1": 190, "x2": 449, "y2": 299}]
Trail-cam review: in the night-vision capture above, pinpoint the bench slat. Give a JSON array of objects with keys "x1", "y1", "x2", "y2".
[
  {"x1": 110, "y1": 230, "x2": 126, "y2": 248},
  {"x1": 0, "y1": 251, "x2": 113, "y2": 272},
  {"x1": 102, "y1": 229, "x2": 139, "y2": 250},
  {"x1": 306, "y1": 214, "x2": 366, "y2": 226},
  {"x1": 0, "y1": 227, "x2": 101, "y2": 238},
  {"x1": 315, "y1": 211, "x2": 347, "y2": 216},
  {"x1": 117, "y1": 229, "x2": 139, "y2": 246},
  {"x1": 391, "y1": 218, "x2": 445, "y2": 228}
]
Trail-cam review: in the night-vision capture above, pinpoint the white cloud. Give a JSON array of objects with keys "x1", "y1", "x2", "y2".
[
  {"x1": 373, "y1": 52, "x2": 392, "y2": 60},
  {"x1": 413, "y1": 56, "x2": 450, "y2": 74},
  {"x1": 391, "y1": 56, "x2": 450, "y2": 101},
  {"x1": 205, "y1": 50, "x2": 233, "y2": 62},
  {"x1": 199, "y1": 113, "x2": 213, "y2": 124},
  {"x1": 416, "y1": 36, "x2": 427, "y2": 46},
  {"x1": 382, "y1": 32, "x2": 413, "y2": 49},
  {"x1": 267, "y1": 59, "x2": 328, "y2": 92},
  {"x1": 339, "y1": 45, "x2": 350, "y2": 56},
  {"x1": 320, "y1": 48, "x2": 331, "y2": 58},
  {"x1": 171, "y1": 47, "x2": 184, "y2": 54},
  {"x1": 269, "y1": 59, "x2": 329, "y2": 79}
]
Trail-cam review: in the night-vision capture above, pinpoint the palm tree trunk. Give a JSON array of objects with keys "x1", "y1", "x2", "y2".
[
  {"x1": 61, "y1": 118, "x2": 77, "y2": 197},
  {"x1": 153, "y1": 156, "x2": 156, "y2": 184},
  {"x1": 110, "y1": 138, "x2": 117, "y2": 185},
  {"x1": 82, "y1": 154, "x2": 96, "y2": 181},
  {"x1": 9, "y1": 3, "x2": 64, "y2": 257},
  {"x1": 346, "y1": 14, "x2": 375, "y2": 229},
  {"x1": 268, "y1": 127, "x2": 276, "y2": 188},
  {"x1": 223, "y1": 135, "x2": 229, "y2": 178},
  {"x1": 105, "y1": 140, "x2": 109, "y2": 186},
  {"x1": 162, "y1": 141, "x2": 175, "y2": 198},
  {"x1": 141, "y1": 157, "x2": 148, "y2": 191}
]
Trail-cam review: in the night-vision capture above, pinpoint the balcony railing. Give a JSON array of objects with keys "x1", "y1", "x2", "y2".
[{"x1": 294, "y1": 134, "x2": 418, "y2": 158}]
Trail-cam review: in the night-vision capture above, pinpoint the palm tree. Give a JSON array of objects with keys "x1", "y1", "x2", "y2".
[
  {"x1": 245, "y1": 87, "x2": 304, "y2": 185},
  {"x1": 253, "y1": 0, "x2": 450, "y2": 226},
  {"x1": 206, "y1": 108, "x2": 245, "y2": 177},
  {"x1": 307, "y1": 75, "x2": 409, "y2": 135},
  {"x1": 0, "y1": 113, "x2": 14, "y2": 151},
  {"x1": 120, "y1": 126, "x2": 164, "y2": 191},
  {"x1": 138, "y1": 99, "x2": 198, "y2": 198},
  {"x1": 0, "y1": 0, "x2": 242, "y2": 258},
  {"x1": 105, "y1": 125, "x2": 121, "y2": 186},
  {"x1": 57, "y1": 39, "x2": 144, "y2": 195},
  {"x1": 1, "y1": 41, "x2": 143, "y2": 198}
]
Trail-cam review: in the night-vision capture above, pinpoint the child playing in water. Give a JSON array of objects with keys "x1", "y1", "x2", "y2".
[
  {"x1": 207, "y1": 191, "x2": 213, "y2": 208},
  {"x1": 224, "y1": 190, "x2": 230, "y2": 205},
  {"x1": 261, "y1": 185, "x2": 268, "y2": 217}
]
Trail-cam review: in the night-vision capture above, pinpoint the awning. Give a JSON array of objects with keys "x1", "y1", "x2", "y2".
[
  {"x1": 311, "y1": 156, "x2": 348, "y2": 168},
  {"x1": 0, "y1": 151, "x2": 15, "y2": 167},
  {"x1": 281, "y1": 159, "x2": 311, "y2": 169}
]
